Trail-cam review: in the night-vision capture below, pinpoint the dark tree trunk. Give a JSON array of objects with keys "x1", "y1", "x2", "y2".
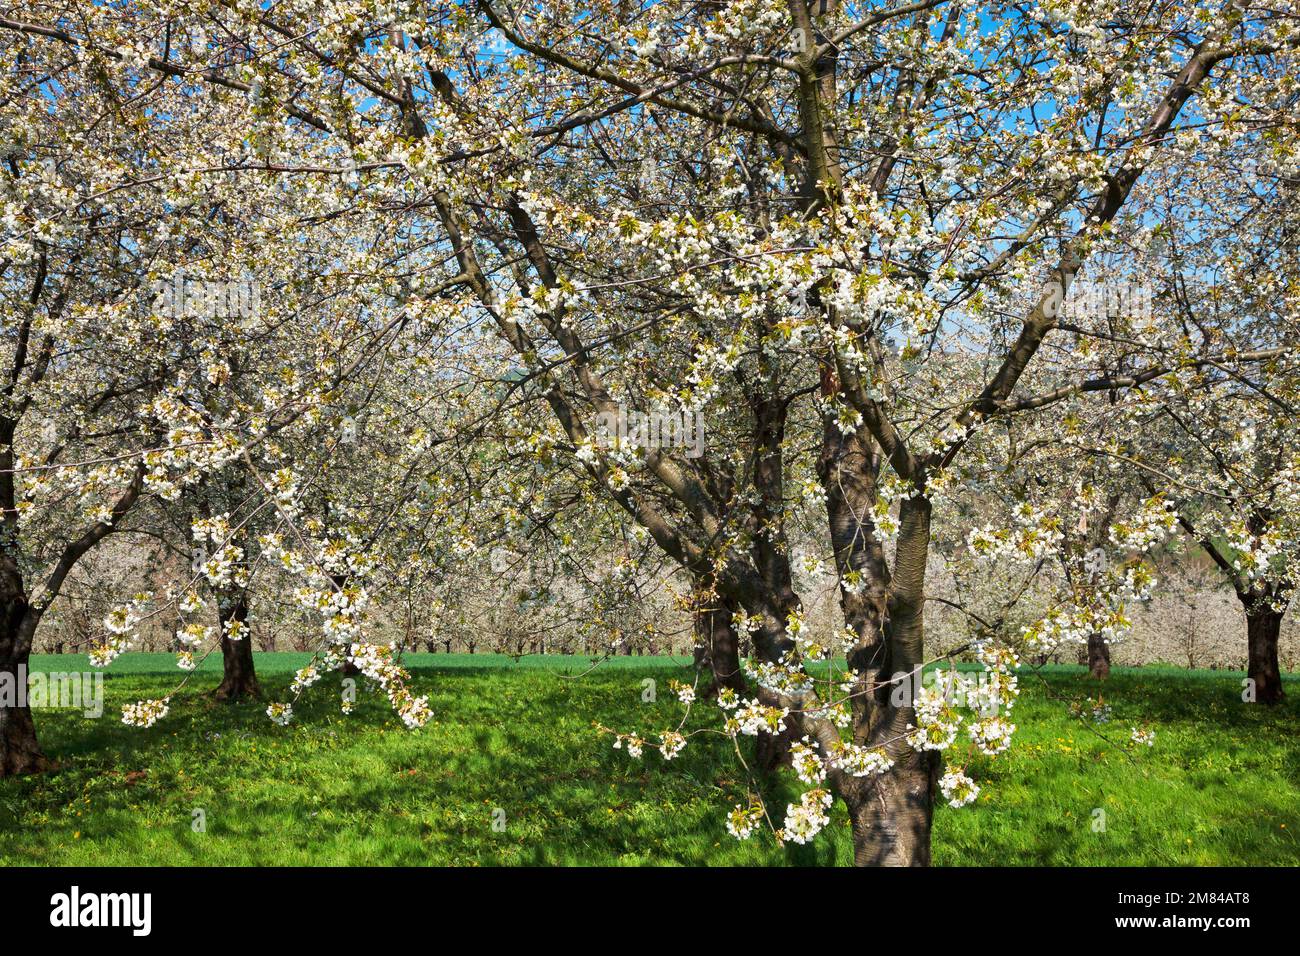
[
  {"x1": 1087, "y1": 633, "x2": 1110, "y2": 679},
  {"x1": 0, "y1": 694, "x2": 47, "y2": 777},
  {"x1": 212, "y1": 592, "x2": 260, "y2": 701},
  {"x1": 846, "y1": 750, "x2": 938, "y2": 866},
  {"x1": 811, "y1": 387, "x2": 942, "y2": 865},
  {"x1": 693, "y1": 594, "x2": 745, "y2": 696},
  {"x1": 841, "y1": 496, "x2": 936, "y2": 867},
  {"x1": 818, "y1": 419, "x2": 892, "y2": 738},
  {"x1": 1244, "y1": 605, "x2": 1284, "y2": 705},
  {"x1": 0, "y1": 599, "x2": 49, "y2": 776}
]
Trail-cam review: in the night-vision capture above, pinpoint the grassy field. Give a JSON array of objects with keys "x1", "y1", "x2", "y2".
[{"x1": 1, "y1": 653, "x2": 1296, "y2": 866}]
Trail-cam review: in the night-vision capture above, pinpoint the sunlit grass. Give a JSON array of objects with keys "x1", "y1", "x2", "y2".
[{"x1": 1, "y1": 655, "x2": 1295, "y2": 865}]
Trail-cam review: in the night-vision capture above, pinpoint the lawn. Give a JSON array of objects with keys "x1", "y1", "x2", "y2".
[{"x1": 1, "y1": 654, "x2": 1296, "y2": 866}]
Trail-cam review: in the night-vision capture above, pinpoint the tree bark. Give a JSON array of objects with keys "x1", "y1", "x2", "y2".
[
  {"x1": 851, "y1": 495, "x2": 936, "y2": 866},
  {"x1": 1243, "y1": 603, "x2": 1284, "y2": 705},
  {"x1": 212, "y1": 592, "x2": 260, "y2": 701},
  {"x1": 0, "y1": 693, "x2": 47, "y2": 777},
  {"x1": 846, "y1": 750, "x2": 938, "y2": 866},
  {"x1": 0, "y1": 599, "x2": 49, "y2": 776},
  {"x1": 1087, "y1": 633, "x2": 1110, "y2": 680},
  {"x1": 815, "y1": 388, "x2": 940, "y2": 865},
  {"x1": 818, "y1": 409, "x2": 893, "y2": 740},
  {"x1": 692, "y1": 591, "x2": 744, "y2": 696}
]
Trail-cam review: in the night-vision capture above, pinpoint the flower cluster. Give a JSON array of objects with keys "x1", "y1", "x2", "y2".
[
  {"x1": 939, "y1": 769, "x2": 980, "y2": 808},
  {"x1": 968, "y1": 716, "x2": 1016, "y2": 756},
  {"x1": 346, "y1": 642, "x2": 432, "y2": 730},
  {"x1": 611, "y1": 733, "x2": 645, "y2": 758},
  {"x1": 731, "y1": 700, "x2": 789, "y2": 737},
  {"x1": 726, "y1": 802, "x2": 765, "y2": 840},
  {"x1": 1130, "y1": 727, "x2": 1156, "y2": 748},
  {"x1": 906, "y1": 684, "x2": 962, "y2": 751},
  {"x1": 781, "y1": 789, "x2": 833, "y2": 844},
  {"x1": 668, "y1": 679, "x2": 695, "y2": 706},
  {"x1": 790, "y1": 737, "x2": 827, "y2": 785},
  {"x1": 658, "y1": 731, "x2": 687, "y2": 760},
  {"x1": 827, "y1": 741, "x2": 895, "y2": 777},
  {"x1": 122, "y1": 698, "x2": 170, "y2": 728},
  {"x1": 290, "y1": 665, "x2": 322, "y2": 694}
]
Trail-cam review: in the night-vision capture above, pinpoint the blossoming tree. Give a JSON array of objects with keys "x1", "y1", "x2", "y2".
[{"x1": 4, "y1": 0, "x2": 1296, "y2": 870}]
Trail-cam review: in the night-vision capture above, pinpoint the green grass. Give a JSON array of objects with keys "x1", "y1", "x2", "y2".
[{"x1": 1, "y1": 654, "x2": 1296, "y2": 865}]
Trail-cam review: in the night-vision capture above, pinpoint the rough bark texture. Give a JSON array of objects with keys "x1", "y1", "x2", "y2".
[
  {"x1": 813, "y1": 387, "x2": 940, "y2": 865},
  {"x1": 818, "y1": 413, "x2": 892, "y2": 739},
  {"x1": 741, "y1": 389, "x2": 802, "y2": 773},
  {"x1": 1244, "y1": 605, "x2": 1284, "y2": 705},
  {"x1": 1087, "y1": 633, "x2": 1111, "y2": 680},
  {"x1": 848, "y1": 496, "x2": 936, "y2": 866},
  {"x1": 0, "y1": 601, "x2": 49, "y2": 776},
  {"x1": 847, "y1": 750, "x2": 939, "y2": 866},
  {"x1": 212, "y1": 592, "x2": 260, "y2": 701},
  {"x1": 0, "y1": 693, "x2": 48, "y2": 776},
  {"x1": 692, "y1": 592, "x2": 745, "y2": 697}
]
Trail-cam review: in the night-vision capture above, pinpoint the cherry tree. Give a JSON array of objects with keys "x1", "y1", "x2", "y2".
[
  {"x1": 0, "y1": 22, "x2": 250, "y2": 771},
  {"x1": 1121, "y1": 237, "x2": 1298, "y2": 703},
  {"x1": 439, "y1": 0, "x2": 1297, "y2": 862},
  {"x1": 0, "y1": 3, "x2": 466, "y2": 765},
  {"x1": 5, "y1": 0, "x2": 1296, "y2": 870}
]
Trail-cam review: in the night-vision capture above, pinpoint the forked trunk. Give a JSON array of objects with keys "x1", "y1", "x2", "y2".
[
  {"x1": 849, "y1": 495, "x2": 935, "y2": 866},
  {"x1": 212, "y1": 592, "x2": 260, "y2": 701},
  {"x1": 816, "y1": 402, "x2": 940, "y2": 866},
  {"x1": 1244, "y1": 605, "x2": 1284, "y2": 705},
  {"x1": 847, "y1": 750, "x2": 938, "y2": 866},
  {"x1": 1087, "y1": 633, "x2": 1110, "y2": 679}
]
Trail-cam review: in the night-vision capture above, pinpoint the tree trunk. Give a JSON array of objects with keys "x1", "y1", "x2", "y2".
[
  {"x1": 847, "y1": 750, "x2": 938, "y2": 866},
  {"x1": 850, "y1": 496, "x2": 936, "y2": 866},
  {"x1": 815, "y1": 395, "x2": 939, "y2": 866},
  {"x1": 212, "y1": 592, "x2": 260, "y2": 701},
  {"x1": 818, "y1": 418, "x2": 892, "y2": 738},
  {"x1": 0, "y1": 600, "x2": 49, "y2": 776},
  {"x1": 1087, "y1": 633, "x2": 1110, "y2": 679},
  {"x1": 1244, "y1": 605, "x2": 1284, "y2": 705},
  {"x1": 692, "y1": 593, "x2": 744, "y2": 696},
  {"x1": 0, "y1": 694, "x2": 48, "y2": 777}
]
